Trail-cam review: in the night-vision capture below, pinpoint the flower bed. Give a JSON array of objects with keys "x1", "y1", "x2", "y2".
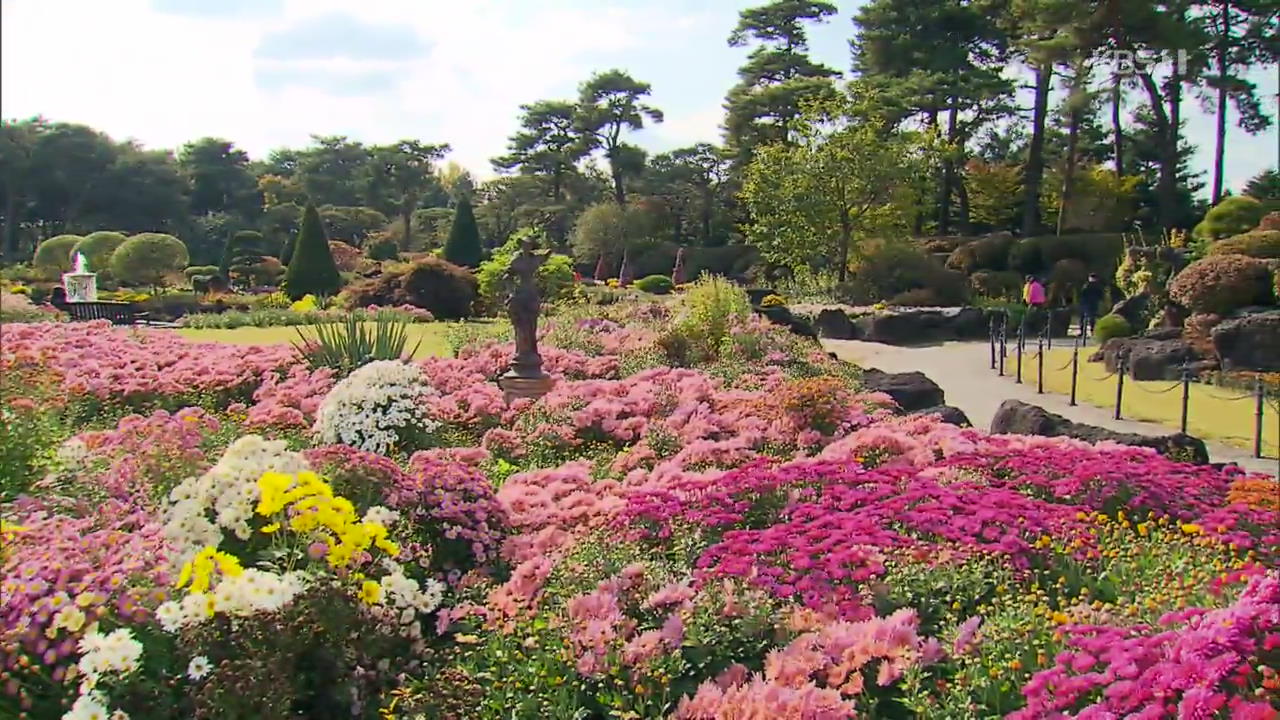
[{"x1": 2, "y1": 287, "x2": 1277, "y2": 719}]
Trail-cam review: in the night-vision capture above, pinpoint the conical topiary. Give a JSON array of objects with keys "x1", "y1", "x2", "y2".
[
  {"x1": 283, "y1": 203, "x2": 341, "y2": 300},
  {"x1": 443, "y1": 198, "x2": 483, "y2": 268}
]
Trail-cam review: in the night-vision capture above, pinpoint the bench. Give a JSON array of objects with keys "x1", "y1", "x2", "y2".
[{"x1": 57, "y1": 301, "x2": 144, "y2": 325}]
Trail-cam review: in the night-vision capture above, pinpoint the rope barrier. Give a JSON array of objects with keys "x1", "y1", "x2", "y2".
[
  {"x1": 1130, "y1": 381, "x2": 1184, "y2": 395},
  {"x1": 1203, "y1": 390, "x2": 1258, "y2": 402}
]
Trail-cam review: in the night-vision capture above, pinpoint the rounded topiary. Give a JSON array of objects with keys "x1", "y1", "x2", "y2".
[
  {"x1": 634, "y1": 274, "x2": 675, "y2": 295},
  {"x1": 1093, "y1": 313, "x2": 1133, "y2": 342},
  {"x1": 969, "y1": 270, "x2": 1022, "y2": 300},
  {"x1": 72, "y1": 231, "x2": 127, "y2": 274},
  {"x1": 1197, "y1": 196, "x2": 1266, "y2": 241},
  {"x1": 1048, "y1": 258, "x2": 1089, "y2": 303},
  {"x1": 1207, "y1": 230, "x2": 1280, "y2": 259},
  {"x1": 283, "y1": 203, "x2": 342, "y2": 300},
  {"x1": 183, "y1": 265, "x2": 221, "y2": 279},
  {"x1": 33, "y1": 235, "x2": 84, "y2": 273},
  {"x1": 365, "y1": 237, "x2": 399, "y2": 261},
  {"x1": 109, "y1": 233, "x2": 190, "y2": 287},
  {"x1": 1168, "y1": 254, "x2": 1274, "y2": 314}
]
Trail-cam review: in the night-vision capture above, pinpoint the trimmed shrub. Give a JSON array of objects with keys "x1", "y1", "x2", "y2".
[
  {"x1": 183, "y1": 265, "x2": 221, "y2": 279},
  {"x1": 343, "y1": 255, "x2": 477, "y2": 320},
  {"x1": 476, "y1": 235, "x2": 575, "y2": 307},
  {"x1": 443, "y1": 198, "x2": 483, "y2": 268},
  {"x1": 328, "y1": 241, "x2": 362, "y2": 272},
  {"x1": 1196, "y1": 195, "x2": 1266, "y2": 241},
  {"x1": 1047, "y1": 258, "x2": 1089, "y2": 304},
  {"x1": 221, "y1": 230, "x2": 274, "y2": 281},
  {"x1": 888, "y1": 288, "x2": 947, "y2": 306},
  {"x1": 1168, "y1": 255, "x2": 1274, "y2": 314},
  {"x1": 1005, "y1": 234, "x2": 1124, "y2": 277},
  {"x1": 946, "y1": 235, "x2": 1015, "y2": 274},
  {"x1": 1093, "y1": 313, "x2": 1133, "y2": 342},
  {"x1": 365, "y1": 237, "x2": 399, "y2": 261},
  {"x1": 969, "y1": 270, "x2": 1022, "y2": 300},
  {"x1": 110, "y1": 233, "x2": 189, "y2": 287},
  {"x1": 634, "y1": 274, "x2": 674, "y2": 295},
  {"x1": 843, "y1": 241, "x2": 969, "y2": 306},
  {"x1": 284, "y1": 203, "x2": 342, "y2": 300},
  {"x1": 1259, "y1": 211, "x2": 1280, "y2": 231},
  {"x1": 72, "y1": 231, "x2": 127, "y2": 275},
  {"x1": 32, "y1": 235, "x2": 84, "y2": 273},
  {"x1": 1207, "y1": 230, "x2": 1280, "y2": 259}
]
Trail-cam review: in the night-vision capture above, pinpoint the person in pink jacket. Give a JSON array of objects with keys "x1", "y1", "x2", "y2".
[{"x1": 1022, "y1": 276, "x2": 1046, "y2": 307}]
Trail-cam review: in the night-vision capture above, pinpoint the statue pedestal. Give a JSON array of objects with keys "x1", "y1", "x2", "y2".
[
  {"x1": 498, "y1": 374, "x2": 553, "y2": 404},
  {"x1": 61, "y1": 272, "x2": 98, "y2": 302}
]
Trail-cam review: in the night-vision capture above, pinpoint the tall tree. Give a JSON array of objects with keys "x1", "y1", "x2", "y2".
[
  {"x1": 368, "y1": 140, "x2": 450, "y2": 251},
  {"x1": 724, "y1": 1, "x2": 840, "y2": 159},
  {"x1": 493, "y1": 100, "x2": 583, "y2": 202},
  {"x1": 295, "y1": 135, "x2": 374, "y2": 207},
  {"x1": 646, "y1": 144, "x2": 734, "y2": 246},
  {"x1": 0, "y1": 118, "x2": 42, "y2": 259},
  {"x1": 740, "y1": 94, "x2": 927, "y2": 281},
  {"x1": 178, "y1": 138, "x2": 258, "y2": 218},
  {"x1": 574, "y1": 70, "x2": 664, "y2": 205}
]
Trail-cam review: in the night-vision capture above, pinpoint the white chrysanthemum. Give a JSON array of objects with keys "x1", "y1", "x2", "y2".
[
  {"x1": 62, "y1": 691, "x2": 111, "y2": 720},
  {"x1": 56, "y1": 438, "x2": 90, "y2": 469},
  {"x1": 186, "y1": 655, "x2": 212, "y2": 681},
  {"x1": 363, "y1": 505, "x2": 400, "y2": 527},
  {"x1": 163, "y1": 435, "x2": 309, "y2": 563},
  {"x1": 313, "y1": 361, "x2": 438, "y2": 455},
  {"x1": 76, "y1": 629, "x2": 143, "y2": 682}
]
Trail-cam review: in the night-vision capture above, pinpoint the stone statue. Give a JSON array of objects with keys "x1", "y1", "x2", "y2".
[{"x1": 504, "y1": 236, "x2": 548, "y2": 381}]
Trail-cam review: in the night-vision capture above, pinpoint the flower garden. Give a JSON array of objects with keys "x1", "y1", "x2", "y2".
[{"x1": 2, "y1": 280, "x2": 1278, "y2": 720}]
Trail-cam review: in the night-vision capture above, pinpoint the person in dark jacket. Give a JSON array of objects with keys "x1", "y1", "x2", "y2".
[{"x1": 1079, "y1": 273, "x2": 1104, "y2": 336}]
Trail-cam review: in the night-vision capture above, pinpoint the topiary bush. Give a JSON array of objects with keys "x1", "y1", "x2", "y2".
[
  {"x1": 842, "y1": 241, "x2": 968, "y2": 306},
  {"x1": 1195, "y1": 196, "x2": 1266, "y2": 241},
  {"x1": 1047, "y1": 258, "x2": 1089, "y2": 304},
  {"x1": 365, "y1": 236, "x2": 399, "y2": 261},
  {"x1": 1093, "y1": 313, "x2": 1133, "y2": 342},
  {"x1": 1168, "y1": 254, "x2": 1274, "y2": 315},
  {"x1": 887, "y1": 288, "x2": 947, "y2": 306},
  {"x1": 443, "y1": 198, "x2": 483, "y2": 268},
  {"x1": 328, "y1": 241, "x2": 362, "y2": 272},
  {"x1": 110, "y1": 233, "x2": 190, "y2": 288},
  {"x1": 32, "y1": 235, "x2": 84, "y2": 274},
  {"x1": 634, "y1": 275, "x2": 674, "y2": 295},
  {"x1": 72, "y1": 231, "x2": 127, "y2": 276},
  {"x1": 183, "y1": 265, "x2": 221, "y2": 279},
  {"x1": 969, "y1": 269, "x2": 1022, "y2": 301},
  {"x1": 946, "y1": 235, "x2": 1015, "y2": 274},
  {"x1": 284, "y1": 203, "x2": 342, "y2": 300},
  {"x1": 1207, "y1": 230, "x2": 1280, "y2": 259},
  {"x1": 343, "y1": 256, "x2": 477, "y2": 320}
]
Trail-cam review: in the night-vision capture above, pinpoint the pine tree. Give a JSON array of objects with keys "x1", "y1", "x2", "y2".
[
  {"x1": 283, "y1": 203, "x2": 341, "y2": 299},
  {"x1": 443, "y1": 197, "x2": 483, "y2": 268}
]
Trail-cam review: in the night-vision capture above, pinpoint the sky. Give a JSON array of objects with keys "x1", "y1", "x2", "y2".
[{"x1": 1, "y1": 0, "x2": 1277, "y2": 193}]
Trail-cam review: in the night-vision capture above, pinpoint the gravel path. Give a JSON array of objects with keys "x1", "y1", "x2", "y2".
[{"x1": 823, "y1": 338, "x2": 1278, "y2": 478}]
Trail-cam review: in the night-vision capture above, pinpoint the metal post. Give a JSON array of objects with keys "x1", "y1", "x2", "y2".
[
  {"x1": 1046, "y1": 315, "x2": 1053, "y2": 351},
  {"x1": 1115, "y1": 352, "x2": 1127, "y2": 420},
  {"x1": 1070, "y1": 338, "x2": 1079, "y2": 406},
  {"x1": 1255, "y1": 377, "x2": 1265, "y2": 459},
  {"x1": 989, "y1": 317, "x2": 997, "y2": 370},
  {"x1": 1180, "y1": 364, "x2": 1191, "y2": 434},
  {"x1": 1037, "y1": 335, "x2": 1045, "y2": 394},
  {"x1": 998, "y1": 319, "x2": 1007, "y2": 377},
  {"x1": 1015, "y1": 327, "x2": 1024, "y2": 384}
]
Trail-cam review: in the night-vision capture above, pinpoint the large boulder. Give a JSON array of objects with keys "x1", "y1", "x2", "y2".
[
  {"x1": 1211, "y1": 309, "x2": 1280, "y2": 371},
  {"x1": 910, "y1": 405, "x2": 971, "y2": 427},
  {"x1": 754, "y1": 304, "x2": 818, "y2": 340},
  {"x1": 1095, "y1": 337, "x2": 1202, "y2": 381},
  {"x1": 990, "y1": 399, "x2": 1210, "y2": 463},
  {"x1": 860, "y1": 369, "x2": 945, "y2": 412},
  {"x1": 855, "y1": 307, "x2": 988, "y2": 345},
  {"x1": 1110, "y1": 293, "x2": 1149, "y2": 329},
  {"x1": 815, "y1": 308, "x2": 858, "y2": 339}
]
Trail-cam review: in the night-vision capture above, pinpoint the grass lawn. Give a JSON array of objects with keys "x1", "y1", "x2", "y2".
[
  {"x1": 1034, "y1": 346, "x2": 1279, "y2": 457},
  {"x1": 176, "y1": 321, "x2": 507, "y2": 360}
]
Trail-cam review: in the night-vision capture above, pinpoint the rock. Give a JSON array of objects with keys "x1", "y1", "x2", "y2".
[
  {"x1": 1155, "y1": 302, "x2": 1189, "y2": 331},
  {"x1": 815, "y1": 308, "x2": 858, "y2": 339},
  {"x1": 860, "y1": 369, "x2": 945, "y2": 412},
  {"x1": 990, "y1": 399, "x2": 1210, "y2": 463},
  {"x1": 754, "y1": 305, "x2": 818, "y2": 340},
  {"x1": 1141, "y1": 327, "x2": 1183, "y2": 341},
  {"x1": 855, "y1": 307, "x2": 988, "y2": 345},
  {"x1": 1211, "y1": 309, "x2": 1280, "y2": 372},
  {"x1": 1096, "y1": 337, "x2": 1202, "y2": 381},
  {"x1": 910, "y1": 405, "x2": 971, "y2": 427},
  {"x1": 1111, "y1": 293, "x2": 1150, "y2": 329}
]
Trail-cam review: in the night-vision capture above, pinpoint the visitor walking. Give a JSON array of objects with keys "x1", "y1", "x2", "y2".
[{"x1": 1079, "y1": 272, "x2": 1104, "y2": 338}]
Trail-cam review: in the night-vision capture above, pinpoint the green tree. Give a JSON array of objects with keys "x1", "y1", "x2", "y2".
[
  {"x1": 645, "y1": 144, "x2": 734, "y2": 246},
  {"x1": 178, "y1": 137, "x2": 259, "y2": 218},
  {"x1": 724, "y1": 1, "x2": 839, "y2": 159},
  {"x1": 318, "y1": 205, "x2": 388, "y2": 246},
  {"x1": 110, "y1": 233, "x2": 189, "y2": 289},
  {"x1": 221, "y1": 229, "x2": 273, "y2": 282},
  {"x1": 443, "y1": 197, "x2": 483, "y2": 267},
  {"x1": 493, "y1": 100, "x2": 583, "y2": 202},
  {"x1": 740, "y1": 95, "x2": 927, "y2": 281},
  {"x1": 368, "y1": 140, "x2": 450, "y2": 250},
  {"x1": 283, "y1": 203, "x2": 341, "y2": 299},
  {"x1": 0, "y1": 118, "x2": 41, "y2": 260},
  {"x1": 72, "y1": 231, "x2": 127, "y2": 276},
  {"x1": 575, "y1": 70, "x2": 664, "y2": 205},
  {"x1": 570, "y1": 201, "x2": 666, "y2": 264},
  {"x1": 1243, "y1": 168, "x2": 1280, "y2": 204},
  {"x1": 32, "y1": 234, "x2": 83, "y2": 273}
]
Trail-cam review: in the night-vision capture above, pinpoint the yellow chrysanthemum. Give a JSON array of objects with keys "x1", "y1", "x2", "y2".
[{"x1": 358, "y1": 580, "x2": 382, "y2": 605}]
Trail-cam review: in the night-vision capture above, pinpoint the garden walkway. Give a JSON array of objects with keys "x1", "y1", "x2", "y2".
[{"x1": 822, "y1": 339, "x2": 1279, "y2": 479}]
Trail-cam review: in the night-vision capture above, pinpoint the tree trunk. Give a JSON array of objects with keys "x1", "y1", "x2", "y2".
[
  {"x1": 939, "y1": 103, "x2": 960, "y2": 235},
  {"x1": 1022, "y1": 63, "x2": 1053, "y2": 236},
  {"x1": 1160, "y1": 73, "x2": 1183, "y2": 232},
  {"x1": 552, "y1": 166, "x2": 564, "y2": 203},
  {"x1": 609, "y1": 150, "x2": 626, "y2": 206},
  {"x1": 956, "y1": 176, "x2": 972, "y2": 235},
  {"x1": 1059, "y1": 95, "x2": 1080, "y2": 234},
  {"x1": 1211, "y1": 0, "x2": 1231, "y2": 204},
  {"x1": 837, "y1": 208, "x2": 851, "y2": 283},
  {"x1": 1111, "y1": 72, "x2": 1125, "y2": 177}
]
